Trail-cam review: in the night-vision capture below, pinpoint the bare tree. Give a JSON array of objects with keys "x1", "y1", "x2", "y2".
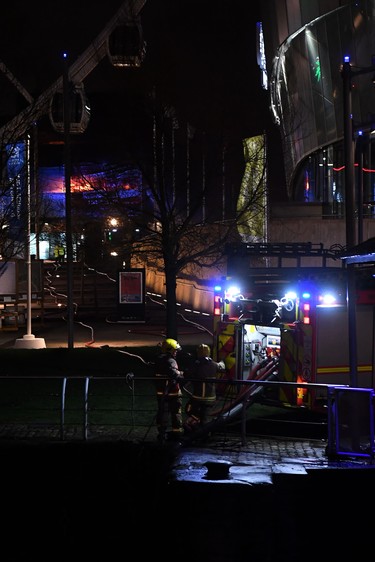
[{"x1": 72, "y1": 96, "x2": 267, "y2": 339}]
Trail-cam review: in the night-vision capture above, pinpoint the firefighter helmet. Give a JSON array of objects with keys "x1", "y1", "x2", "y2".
[
  {"x1": 197, "y1": 343, "x2": 211, "y2": 358},
  {"x1": 161, "y1": 338, "x2": 181, "y2": 353}
]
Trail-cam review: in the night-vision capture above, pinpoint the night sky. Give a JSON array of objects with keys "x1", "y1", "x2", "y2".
[{"x1": 0, "y1": 1, "x2": 276, "y2": 195}]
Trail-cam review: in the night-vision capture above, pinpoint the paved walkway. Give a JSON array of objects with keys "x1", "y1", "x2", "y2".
[
  {"x1": 172, "y1": 432, "x2": 375, "y2": 484},
  {"x1": 0, "y1": 316, "x2": 211, "y2": 349},
  {"x1": 0, "y1": 419, "x2": 373, "y2": 480}
]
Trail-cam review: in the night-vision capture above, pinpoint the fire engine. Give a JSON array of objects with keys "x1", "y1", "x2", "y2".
[{"x1": 211, "y1": 249, "x2": 375, "y2": 415}]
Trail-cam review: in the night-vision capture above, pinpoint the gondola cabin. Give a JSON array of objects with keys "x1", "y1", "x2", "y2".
[
  {"x1": 107, "y1": 19, "x2": 146, "y2": 68},
  {"x1": 49, "y1": 83, "x2": 91, "y2": 134}
]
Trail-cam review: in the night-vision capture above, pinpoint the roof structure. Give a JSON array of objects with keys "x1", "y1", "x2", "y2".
[{"x1": 341, "y1": 237, "x2": 375, "y2": 264}]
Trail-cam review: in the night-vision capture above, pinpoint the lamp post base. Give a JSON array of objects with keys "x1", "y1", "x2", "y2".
[{"x1": 14, "y1": 334, "x2": 46, "y2": 349}]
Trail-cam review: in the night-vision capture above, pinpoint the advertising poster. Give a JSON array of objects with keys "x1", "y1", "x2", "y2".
[
  {"x1": 119, "y1": 270, "x2": 143, "y2": 303},
  {"x1": 117, "y1": 268, "x2": 145, "y2": 322}
]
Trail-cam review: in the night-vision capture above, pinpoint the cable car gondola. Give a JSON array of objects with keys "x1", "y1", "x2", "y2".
[
  {"x1": 107, "y1": 18, "x2": 146, "y2": 68},
  {"x1": 49, "y1": 83, "x2": 91, "y2": 134}
]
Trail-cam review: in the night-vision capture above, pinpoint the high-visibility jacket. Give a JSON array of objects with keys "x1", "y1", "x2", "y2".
[
  {"x1": 189, "y1": 357, "x2": 225, "y2": 403},
  {"x1": 154, "y1": 353, "x2": 183, "y2": 397}
]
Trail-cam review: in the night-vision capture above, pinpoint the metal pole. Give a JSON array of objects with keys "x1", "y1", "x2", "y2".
[
  {"x1": 5, "y1": 63, "x2": 45, "y2": 348},
  {"x1": 61, "y1": 377, "x2": 67, "y2": 441},
  {"x1": 63, "y1": 53, "x2": 74, "y2": 348},
  {"x1": 342, "y1": 61, "x2": 356, "y2": 249},
  {"x1": 357, "y1": 137, "x2": 364, "y2": 244},
  {"x1": 26, "y1": 134, "x2": 32, "y2": 337},
  {"x1": 84, "y1": 377, "x2": 90, "y2": 441},
  {"x1": 342, "y1": 60, "x2": 358, "y2": 388},
  {"x1": 33, "y1": 124, "x2": 41, "y2": 261}
]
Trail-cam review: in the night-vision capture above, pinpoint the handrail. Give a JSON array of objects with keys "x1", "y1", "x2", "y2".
[{"x1": 0, "y1": 374, "x2": 357, "y2": 443}]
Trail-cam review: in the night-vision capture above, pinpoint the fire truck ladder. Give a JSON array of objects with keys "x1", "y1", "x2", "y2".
[
  {"x1": 226, "y1": 242, "x2": 345, "y2": 267},
  {"x1": 183, "y1": 355, "x2": 280, "y2": 444}
]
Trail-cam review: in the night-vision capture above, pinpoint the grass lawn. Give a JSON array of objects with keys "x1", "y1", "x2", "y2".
[{"x1": 0, "y1": 345, "x2": 197, "y2": 435}]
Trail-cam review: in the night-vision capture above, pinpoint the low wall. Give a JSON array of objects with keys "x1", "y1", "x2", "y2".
[{"x1": 144, "y1": 266, "x2": 214, "y2": 314}]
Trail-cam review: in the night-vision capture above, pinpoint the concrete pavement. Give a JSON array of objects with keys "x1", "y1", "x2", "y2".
[{"x1": 0, "y1": 315, "x2": 212, "y2": 349}]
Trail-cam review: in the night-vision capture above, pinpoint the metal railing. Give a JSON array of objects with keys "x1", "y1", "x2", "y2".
[
  {"x1": 0, "y1": 374, "x2": 373, "y2": 458},
  {"x1": 0, "y1": 373, "x2": 157, "y2": 442}
]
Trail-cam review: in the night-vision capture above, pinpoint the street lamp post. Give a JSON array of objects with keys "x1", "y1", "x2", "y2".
[
  {"x1": 342, "y1": 59, "x2": 358, "y2": 388},
  {"x1": 0, "y1": 64, "x2": 47, "y2": 350},
  {"x1": 341, "y1": 57, "x2": 375, "y2": 388},
  {"x1": 63, "y1": 53, "x2": 74, "y2": 349},
  {"x1": 14, "y1": 133, "x2": 46, "y2": 349},
  {"x1": 342, "y1": 60, "x2": 356, "y2": 249}
]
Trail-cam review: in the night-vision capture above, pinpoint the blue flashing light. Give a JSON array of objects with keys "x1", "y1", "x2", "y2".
[
  {"x1": 344, "y1": 55, "x2": 350, "y2": 63},
  {"x1": 301, "y1": 291, "x2": 311, "y2": 299},
  {"x1": 214, "y1": 285, "x2": 222, "y2": 292}
]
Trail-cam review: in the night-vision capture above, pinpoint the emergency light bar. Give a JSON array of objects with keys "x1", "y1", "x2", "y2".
[
  {"x1": 225, "y1": 285, "x2": 242, "y2": 300},
  {"x1": 318, "y1": 293, "x2": 337, "y2": 306}
]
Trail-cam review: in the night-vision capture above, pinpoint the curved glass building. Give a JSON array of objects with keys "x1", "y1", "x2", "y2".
[{"x1": 261, "y1": 0, "x2": 375, "y2": 228}]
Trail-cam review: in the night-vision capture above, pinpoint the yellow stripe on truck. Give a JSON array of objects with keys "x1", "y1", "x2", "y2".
[{"x1": 317, "y1": 365, "x2": 372, "y2": 375}]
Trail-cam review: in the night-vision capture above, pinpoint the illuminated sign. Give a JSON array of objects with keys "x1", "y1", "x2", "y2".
[
  {"x1": 6, "y1": 141, "x2": 26, "y2": 220},
  {"x1": 256, "y1": 21, "x2": 268, "y2": 90}
]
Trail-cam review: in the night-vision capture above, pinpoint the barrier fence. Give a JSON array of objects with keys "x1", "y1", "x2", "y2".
[{"x1": 0, "y1": 375, "x2": 373, "y2": 458}]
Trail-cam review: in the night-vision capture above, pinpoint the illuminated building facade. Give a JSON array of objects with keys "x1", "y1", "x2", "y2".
[
  {"x1": 259, "y1": 0, "x2": 375, "y2": 249},
  {"x1": 35, "y1": 164, "x2": 144, "y2": 260}
]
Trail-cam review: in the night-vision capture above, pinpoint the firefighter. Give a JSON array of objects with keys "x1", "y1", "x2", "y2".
[
  {"x1": 154, "y1": 338, "x2": 184, "y2": 442},
  {"x1": 184, "y1": 343, "x2": 225, "y2": 432}
]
